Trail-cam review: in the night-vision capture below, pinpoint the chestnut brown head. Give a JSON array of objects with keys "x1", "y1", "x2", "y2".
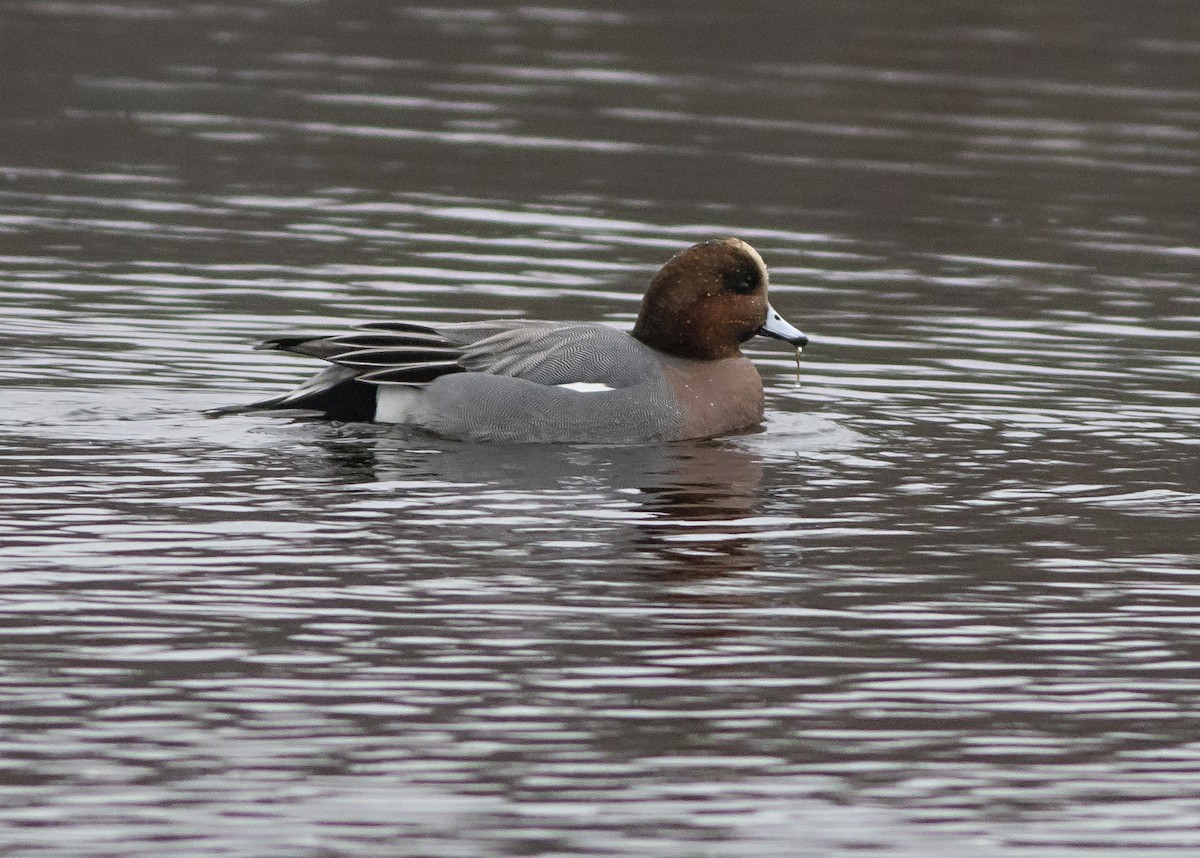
[{"x1": 632, "y1": 238, "x2": 806, "y2": 360}]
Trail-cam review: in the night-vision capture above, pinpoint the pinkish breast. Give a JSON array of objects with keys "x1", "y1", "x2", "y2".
[{"x1": 660, "y1": 355, "x2": 764, "y2": 440}]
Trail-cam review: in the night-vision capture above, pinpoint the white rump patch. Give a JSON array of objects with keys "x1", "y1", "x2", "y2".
[
  {"x1": 375, "y1": 386, "x2": 423, "y2": 423},
  {"x1": 557, "y1": 382, "x2": 615, "y2": 393}
]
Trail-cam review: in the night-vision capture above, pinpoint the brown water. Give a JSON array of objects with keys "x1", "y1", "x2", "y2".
[{"x1": 1, "y1": 1, "x2": 1198, "y2": 856}]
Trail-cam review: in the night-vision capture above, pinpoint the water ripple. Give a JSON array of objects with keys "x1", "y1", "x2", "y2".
[{"x1": 2, "y1": 1, "x2": 1199, "y2": 855}]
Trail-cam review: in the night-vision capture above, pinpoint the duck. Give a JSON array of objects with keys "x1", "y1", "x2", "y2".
[{"x1": 220, "y1": 238, "x2": 808, "y2": 443}]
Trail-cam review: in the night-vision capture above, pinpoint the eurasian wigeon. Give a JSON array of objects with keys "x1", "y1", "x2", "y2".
[{"x1": 222, "y1": 238, "x2": 807, "y2": 442}]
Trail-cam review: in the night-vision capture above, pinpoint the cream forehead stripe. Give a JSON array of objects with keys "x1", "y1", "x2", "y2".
[{"x1": 728, "y1": 238, "x2": 768, "y2": 282}]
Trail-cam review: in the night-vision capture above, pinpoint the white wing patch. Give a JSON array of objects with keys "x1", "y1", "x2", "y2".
[{"x1": 557, "y1": 382, "x2": 615, "y2": 393}]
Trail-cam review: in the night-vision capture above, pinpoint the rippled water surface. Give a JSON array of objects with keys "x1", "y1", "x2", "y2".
[{"x1": 1, "y1": 1, "x2": 1198, "y2": 855}]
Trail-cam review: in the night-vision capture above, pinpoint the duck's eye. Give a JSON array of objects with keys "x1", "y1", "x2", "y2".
[{"x1": 722, "y1": 263, "x2": 762, "y2": 294}]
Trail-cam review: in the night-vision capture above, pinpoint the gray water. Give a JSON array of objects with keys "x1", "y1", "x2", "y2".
[{"x1": 1, "y1": 1, "x2": 1198, "y2": 856}]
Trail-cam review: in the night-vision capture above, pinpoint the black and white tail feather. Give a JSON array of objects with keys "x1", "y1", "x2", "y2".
[
  {"x1": 211, "y1": 322, "x2": 472, "y2": 421},
  {"x1": 212, "y1": 319, "x2": 622, "y2": 422}
]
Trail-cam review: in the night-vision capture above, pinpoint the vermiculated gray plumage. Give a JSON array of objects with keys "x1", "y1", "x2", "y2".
[{"x1": 225, "y1": 320, "x2": 687, "y2": 441}]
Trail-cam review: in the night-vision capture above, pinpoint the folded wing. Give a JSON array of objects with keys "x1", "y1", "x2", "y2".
[{"x1": 228, "y1": 319, "x2": 644, "y2": 419}]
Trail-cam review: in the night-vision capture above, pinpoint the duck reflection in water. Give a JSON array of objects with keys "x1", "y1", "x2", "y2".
[{"x1": 309, "y1": 431, "x2": 767, "y2": 591}]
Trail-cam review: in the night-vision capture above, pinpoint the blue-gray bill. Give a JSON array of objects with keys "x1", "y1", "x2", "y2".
[{"x1": 759, "y1": 303, "x2": 808, "y2": 349}]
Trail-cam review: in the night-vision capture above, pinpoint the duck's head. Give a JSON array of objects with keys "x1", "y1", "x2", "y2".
[{"x1": 631, "y1": 238, "x2": 807, "y2": 361}]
